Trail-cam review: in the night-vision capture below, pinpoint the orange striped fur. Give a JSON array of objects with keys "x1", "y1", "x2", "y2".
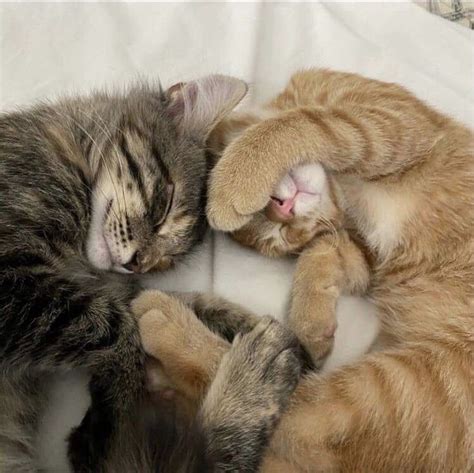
[{"x1": 204, "y1": 69, "x2": 474, "y2": 472}]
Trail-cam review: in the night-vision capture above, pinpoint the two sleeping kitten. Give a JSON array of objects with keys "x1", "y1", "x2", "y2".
[
  {"x1": 138, "y1": 68, "x2": 473, "y2": 472},
  {"x1": 3, "y1": 66, "x2": 471, "y2": 472},
  {"x1": 0, "y1": 76, "x2": 302, "y2": 472}
]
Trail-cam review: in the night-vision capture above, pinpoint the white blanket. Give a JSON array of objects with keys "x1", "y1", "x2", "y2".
[{"x1": 0, "y1": 2, "x2": 472, "y2": 471}]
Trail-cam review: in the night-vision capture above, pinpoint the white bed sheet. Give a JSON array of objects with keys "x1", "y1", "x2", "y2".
[{"x1": 0, "y1": 2, "x2": 472, "y2": 471}]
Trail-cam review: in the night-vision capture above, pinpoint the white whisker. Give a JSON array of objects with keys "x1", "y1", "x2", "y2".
[
  {"x1": 78, "y1": 109, "x2": 129, "y2": 220},
  {"x1": 55, "y1": 110, "x2": 120, "y2": 221}
]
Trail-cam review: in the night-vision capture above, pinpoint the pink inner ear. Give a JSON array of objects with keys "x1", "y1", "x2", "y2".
[
  {"x1": 167, "y1": 82, "x2": 185, "y2": 98},
  {"x1": 166, "y1": 82, "x2": 197, "y2": 121},
  {"x1": 166, "y1": 75, "x2": 247, "y2": 136}
]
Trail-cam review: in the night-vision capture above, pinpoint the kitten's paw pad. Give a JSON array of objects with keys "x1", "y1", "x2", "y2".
[
  {"x1": 138, "y1": 309, "x2": 170, "y2": 355},
  {"x1": 138, "y1": 299, "x2": 217, "y2": 388},
  {"x1": 133, "y1": 291, "x2": 202, "y2": 360},
  {"x1": 138, "y1": 304, "x2": 199, "y2": 359},
  {"x1": 131, "y1": 290, "x2": 172, "y2": 319},
  {"x1": 291, "y1": 301, "x2": 338, "y2": 368}
]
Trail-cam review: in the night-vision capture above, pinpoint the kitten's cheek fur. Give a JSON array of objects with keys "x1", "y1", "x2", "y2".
[
  {"x1": 88, "y1": 230, "x2": 112, "y2": 270},
  {"x1": 86, "y1": 192, "x2": 112, "y2": 270}
]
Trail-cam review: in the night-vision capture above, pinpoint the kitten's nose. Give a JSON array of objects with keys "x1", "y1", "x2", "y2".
[
  {"x1": 122, "y1": 252, "x2": 140, "y2": 273},
  {"x1": 265, "y1": 196, "x2": 295, "y2": 223}
]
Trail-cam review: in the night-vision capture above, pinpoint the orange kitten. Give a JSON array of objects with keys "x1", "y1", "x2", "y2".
[{"x1": 205, "y1": 69, "x2": 474, "y2": 472}]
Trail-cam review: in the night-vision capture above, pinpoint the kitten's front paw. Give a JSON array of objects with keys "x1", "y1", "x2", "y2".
[
  {"x1": 207, "y1": 130, "x2": 282, "y2": 232},
  {"x1": 206, "y1": 156, "x2": 256, "y2": 232},
  {"x1": 137, "y1": 295, "x2": 229, "y2": 400},
  {"x1": 136, "y1": 299, "x2": 205, "y2": 361},
  {"x1": 300, "y1": 326, "x2": 336, "y2": 369},
  {"x1": 230, "y1": 316, "x2": 302, "y2": 400},
  {"x1": 290, "y1": 309, "x2": 337, "y2": 369},
  {"x1": 203, "y1": 316, "x2": 302, "y2": 454},
  {"x1": 131, "y1": 289, "x2": 172, "y2": 319}
]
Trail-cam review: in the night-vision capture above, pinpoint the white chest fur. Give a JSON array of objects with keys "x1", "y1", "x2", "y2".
[{"x1": 339, "y1": 177, "x2": 417, "y2": 258}]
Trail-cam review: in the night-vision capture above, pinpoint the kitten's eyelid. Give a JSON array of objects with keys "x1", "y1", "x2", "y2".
[
  {"x1": 153, "y1": 183, "x2": 175, "y2": 230},
  {"x1": 166, "y1": 183, "x2": 175, "y2": 213}
]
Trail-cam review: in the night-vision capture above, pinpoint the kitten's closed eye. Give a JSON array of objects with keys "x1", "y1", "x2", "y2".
[{"x1": 153, "y1": 183, "x2": 175, "y2": 231}]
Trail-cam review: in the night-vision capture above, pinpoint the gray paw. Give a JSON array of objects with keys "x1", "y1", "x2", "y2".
[
  {"x1": 229, "y1": 316, "x2": 302, "y2": 401},
  {"x1": 201, "y1": 316, "x2": 302, "y2": 471}
]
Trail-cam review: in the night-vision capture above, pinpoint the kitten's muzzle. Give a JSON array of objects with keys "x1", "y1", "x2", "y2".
[
  {"x1": 121, "y1": 250, "x2": 173, "y2": 274},
  {"x1": 122, "y1": 251, "x2": 140, "y2": 273},
  {"x1": 265, "y1": 196, "x2": 295, "y2": 223}
]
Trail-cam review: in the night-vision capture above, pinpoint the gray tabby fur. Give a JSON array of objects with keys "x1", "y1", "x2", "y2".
[{"x1": 0, "y1": 77, "x2": 302, "y2": 472}]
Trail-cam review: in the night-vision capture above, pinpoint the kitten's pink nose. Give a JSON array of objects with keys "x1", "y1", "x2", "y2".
[
  {"x1": 265, "y1": 196, "x2": 295, "y2": 222},
  {"x1": 274, "y1": 197, "x2": 295, "y2": 215}
]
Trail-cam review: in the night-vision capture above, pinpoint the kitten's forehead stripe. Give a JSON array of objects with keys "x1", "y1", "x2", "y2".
[
  {"x1": 151, "y1": 142, "x2": 170, "y2": 183},
  {"x1": 119, "y1": 134, "x2": 148, "y2": 207},
  {"x1": 123, "y1": 118, "x2": 148, "y2": 142}
]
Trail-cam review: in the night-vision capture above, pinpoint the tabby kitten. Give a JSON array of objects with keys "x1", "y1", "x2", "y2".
[
  {"x1": 0, "y1": 75, "x2": 301, "y2": 472},
  {"x1": 136, "y1": 69, "x2": 472, "y2": 472}
]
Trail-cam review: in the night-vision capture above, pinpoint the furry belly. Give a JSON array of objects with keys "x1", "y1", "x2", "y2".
[{"x1": 339, "y1": 176, "x2": 417, "y2": 258}]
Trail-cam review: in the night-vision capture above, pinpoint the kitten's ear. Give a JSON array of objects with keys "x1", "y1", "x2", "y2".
[{"x1": 166, "y1": 75, "x2": 248, "y2": 140}]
